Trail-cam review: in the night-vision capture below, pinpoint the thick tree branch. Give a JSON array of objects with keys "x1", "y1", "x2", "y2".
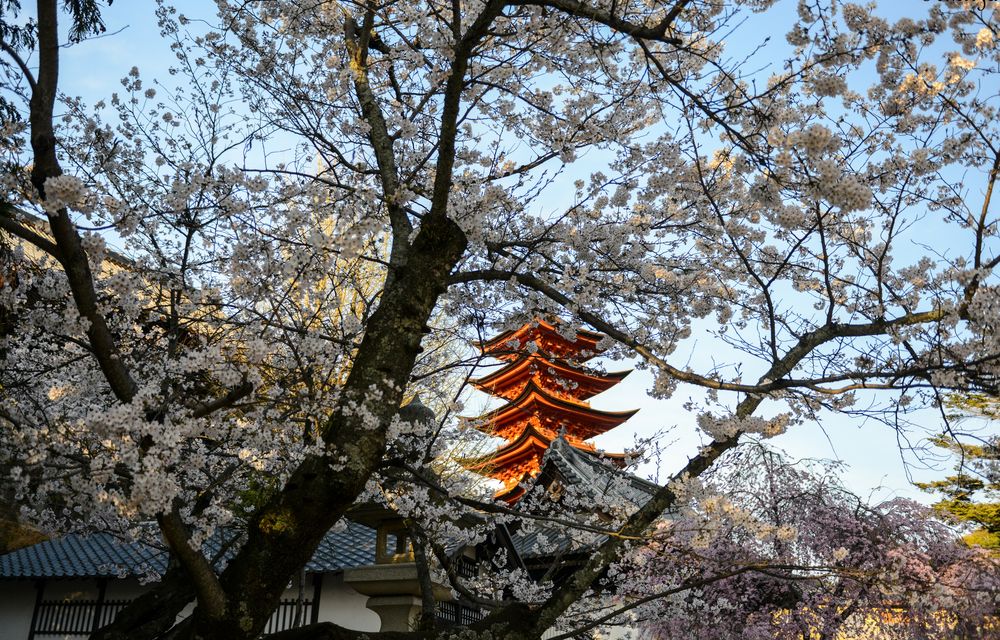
[
  {"x1": 510, "y1": 0, "x2": 686, "y2": 45},
  {"x1": 443, "y1": 266, "x2": 958, "y2": 635},
  {"x1": 0, "y1": 204, "x2": 62, "y2": 258},
  {"x1": 0, "y1": 36, "x2": 38, "y2": 92},
  {"x1": 157, "y1": 507, "x2": 226, "y2": 619},
  {"x1": 344, "y1": 13, "x2": 411, "y2": 272},
  {"x1": 196, "y1": 6, "x2": 526, "y2": 633},
  {"x1": 29, "y1": 0, "x2": 138, "y2": 403},
  {"x1": 527, "y1": 431, "x2": 740, "y2": 635},
  {"x1": 449, "y1": 269, "x2": 950, "y2": 396},
  {"x1": 199, "y1": 23, "x2": 532, "y2": 637},
  {"x1": 407, "y1": 523, "x2": 440, "y2": 632},
  {"x1": 427, "y1": 0, "x2": 507, "y2": 220},
  {"x1": 90, "y1": 560, "x2": 196, "y2": 640},
  {"x1": 189, "y1": 380, "x2": 254, "y2": 418},
  {"x1": 265, "y1": 624, "x2": 431, "y2": 640}
]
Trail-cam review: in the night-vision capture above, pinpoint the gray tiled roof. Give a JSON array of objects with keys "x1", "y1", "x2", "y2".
[
  {"x1": 0, "y1": 532, "x2": 167, "y2": 578},
  {"x1": 0, "y1": 522, "x2": 376, "y2": 579},
  {"x1": 543, "y1": 436, "x2": 662, "y2": 508},
  {"x1": 509, "y1": 437, "x2": 666, "y2": 559},
  {"x1": 306, "y1": 522, "x2": 376, "y2": 571},
  {"x1": 509, "y1": 522, "x2": 578, "y2": 560}
]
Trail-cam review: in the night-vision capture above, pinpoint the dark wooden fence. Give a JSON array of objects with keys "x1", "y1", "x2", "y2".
[
  {"x1": 262, "y1": 599, "x2": 314, "y2": 635},
  {"x1": 29, "y1": 598, "x2": 130, "y2": 638},
  {"x1": 28, "y1": 598, "x2": 312, "y2": 638},
  {"x1": 436, "y1": 600, "x2": 485, "y2": 627},
  {"x1": 30, "y1": 595, "x2": 480, "y2": 635}
]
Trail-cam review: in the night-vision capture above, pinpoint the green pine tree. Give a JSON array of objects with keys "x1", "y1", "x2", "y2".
[{"x1": 917, "y1": 394, "x2": 1000, "y2": 550}]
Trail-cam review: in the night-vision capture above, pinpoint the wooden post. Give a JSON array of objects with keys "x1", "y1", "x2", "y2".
[
  {"x1": 27, "y1": 579, "x2": 45, "y2": 640},
  {"x1": 310, "y1": 573, "x2": 323, "y2": 625},
  {"x1": 91, "y1": 578, "x2": 108, "y2": 633}
]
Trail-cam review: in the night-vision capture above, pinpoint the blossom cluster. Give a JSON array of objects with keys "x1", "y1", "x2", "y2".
[
  {"x1": 41, "y1": 175, "x2": 92, "y2": 215},
  {"x1": 696, "y1": 412, "x2": 792, "y2": 440}
]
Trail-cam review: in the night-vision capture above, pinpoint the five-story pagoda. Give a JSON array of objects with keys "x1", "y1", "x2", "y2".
[{"x1": 460, "y1": 319, "x2": 636, "y2": 503}]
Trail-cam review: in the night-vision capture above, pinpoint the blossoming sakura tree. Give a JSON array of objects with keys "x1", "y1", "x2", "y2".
[{"x1": 0, "y1": 0, "x2": 999, "y2": 639}]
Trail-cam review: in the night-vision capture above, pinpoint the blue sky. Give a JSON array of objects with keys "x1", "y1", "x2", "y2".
[{"x1": 43, "y1": 0, "x2": 973, "y2": 504}]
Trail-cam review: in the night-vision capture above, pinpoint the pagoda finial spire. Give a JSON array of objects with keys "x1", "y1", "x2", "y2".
[{"x1": 459, "y1": 319, "x2": 635, "y2": 503}]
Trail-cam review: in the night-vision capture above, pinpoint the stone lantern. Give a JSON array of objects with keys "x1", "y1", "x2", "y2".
[{"x1": 343, "y1": 397, "x2": 451, "y2": 631}]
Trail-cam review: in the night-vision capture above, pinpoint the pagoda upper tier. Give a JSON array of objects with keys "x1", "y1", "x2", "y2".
[
  {"x1": 462, "y1": 380, "x2": 637, "y2": 441},
  {"x1": 472, "y1": 353, "x2": 630, "y2": 402},
  {"x1": 477, "y1": 319, "x2": 606, "y2": 362},
  {"x1": 460, "y1": 319, "x2": 636, "y2": 503}
]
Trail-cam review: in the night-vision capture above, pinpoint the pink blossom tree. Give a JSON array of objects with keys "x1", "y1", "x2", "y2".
[
  {"x1": 630, "y1": 444, "x2": 998, "y2": 639},
  {"x1": 0, "y1": 0, "x2": 999, "y2": 639}
]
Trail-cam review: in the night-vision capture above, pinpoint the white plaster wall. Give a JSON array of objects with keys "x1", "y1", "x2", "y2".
[
  {"x1": 0, "y1": 582, "x2": 37, "y2": 640},
  {"x1": 33, "y1": 579, "x2": 98, "y2": 601},
  {"x1": 315, "y1": 573, "x2": 380, "y2": 632},
  {"x1": 175, "y1": 601, "x2": 195, "y2": 625},
  {"x1": 0, "y1": 579, "x2": 151, "y2": 640},
  {"x1": 1, "y1": 573, "x2": 380, "y2": 639},
  {"x1": 104, "y1": 579, "x2": 148, "y2": 600}
]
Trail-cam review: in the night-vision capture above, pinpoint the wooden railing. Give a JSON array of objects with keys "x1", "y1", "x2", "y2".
[
  {"x1": 30, "y1": 595, "x2": 482, "y2": 635},
  {"x1": 263, "y1": 599, "x2": 314, "y2": 635},
  {"x1": 29, "y1": 598, "x2": 131, "y2": 638},
  {"x1": 436, "y1": 600, "x2": 485, "y2": 627},
  {"x1": 28, "y1": 597, "x2": 312, "y2": 638}
]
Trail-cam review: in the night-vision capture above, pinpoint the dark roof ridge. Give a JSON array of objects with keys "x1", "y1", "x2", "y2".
[{"x1": 544, "y1": 436, "x2": 661, "y2": 501}]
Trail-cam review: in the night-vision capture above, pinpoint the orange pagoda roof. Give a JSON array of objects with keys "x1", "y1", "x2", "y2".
[
  {"x1": 460, "y1": 319, "x2": 636, "y2": 503},
  {"x1": 458, "y1": 425, "x2": 629, "y2": 503},
  {"x1": 471, "y1": 354, "x2": 631, "y2": 402},
  {"x1": 477, "y1": 319, "x2": 605, "y2": 362},
  {"x1": 462, "y1": 380, "x2": 638, "y2": 442},
  {"x1": 461, "y1": 425, "x2": 629, "y2": 471},
  {"x1": 459, "y1": 424, "x2": 560, "y2": 473}
]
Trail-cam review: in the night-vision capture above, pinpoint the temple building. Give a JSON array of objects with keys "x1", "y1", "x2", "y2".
[{"x1": 459, "y1": 319, "x2": 638, "y2": 503}]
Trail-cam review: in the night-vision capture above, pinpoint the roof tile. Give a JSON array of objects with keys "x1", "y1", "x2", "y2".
[{"x1": 0, "y1": 522, "x2": 376, "y2": 579}]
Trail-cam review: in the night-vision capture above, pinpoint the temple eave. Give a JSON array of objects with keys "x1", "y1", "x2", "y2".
[
  {"x1": 471, "y1": 358, "x2": 631, "y2": 400},
  {"x1": 472, "y1": 355, "x2": 629, "y2": 387},
  {"x1": 457, "y1": 434, "x2": 553, "y2": 472},
  {"x1": 470, "y1": 381, "x2": 636, "y2": 425},
  {"x1": 467, "y1": 405, "x2": 639, "y2": 439},
  {"x1": 494, "y1": 484, "x2": 526, "y2": 503},
  {"x1": 477, "y1": 320, "x2": 605, "y2": 361}
]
